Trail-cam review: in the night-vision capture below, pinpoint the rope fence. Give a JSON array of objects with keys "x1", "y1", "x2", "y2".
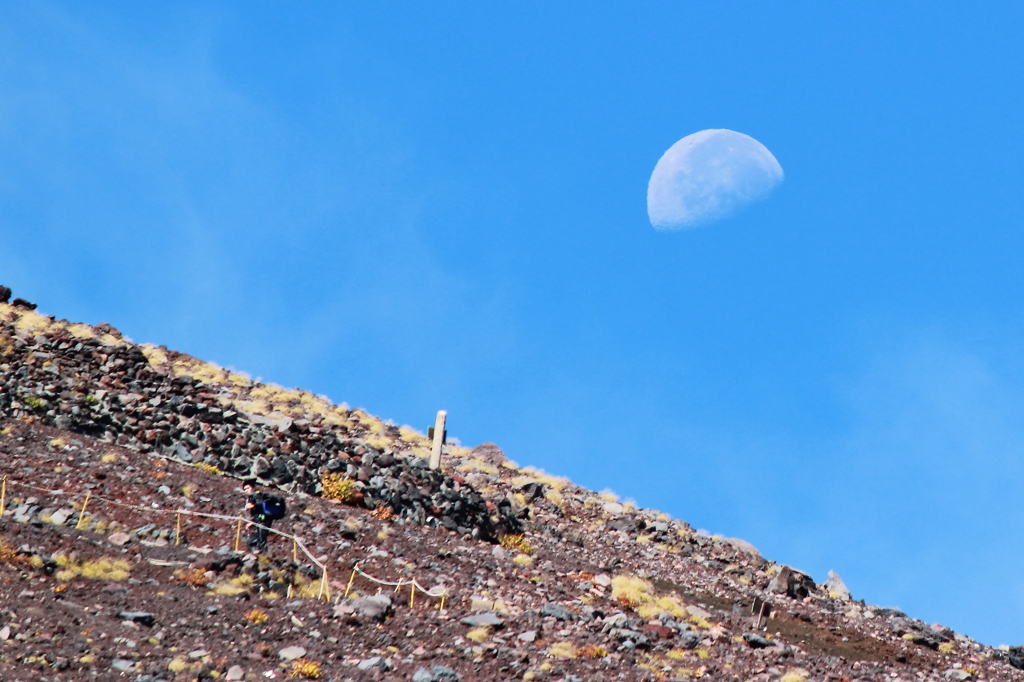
[
  {"x1": 344, "y1": 563, "x2": 448, "y2": 610},
  {"x1": 0, "y1": 473, "x2": 331, "y2": 600},
  {"x1": 0, "y1": 473, "x2": 449, "y2": 609}
]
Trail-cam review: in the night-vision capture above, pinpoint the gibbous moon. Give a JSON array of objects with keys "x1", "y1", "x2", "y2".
[{"x1": 647, "y1": 129, "x2": 783, "y2": 230}]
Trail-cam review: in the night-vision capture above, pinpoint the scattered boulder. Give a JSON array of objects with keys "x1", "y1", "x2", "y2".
[
  {"x1": 743, "y1": 633, "x2": 775, "y2": 649},
  {"x1": 540, "y1": 603, "x2": 575, "y2": 621},
  {"x1": 460, "y1": 612, "x2": 504, "y2": 628},
  {"x1": 0, "y1": 285, "x2": 10, "y2": 303},
  {"x1": 357, "y1": 656, "x2": 390, "y2": 671},
  {"x1": 278, "y1": 646, "x2": 306, "y2": 661},
  {"x1": 824, "y1": 570, "x2": 851, "y2": 600},
  {"x1": 889, "y1": 617, "x2": 946, "y2": 649},
  {"x1": 469, "y1": 442, "x2": 507, "y2": 466},
  {"x1": 413, "y1": 666, "x2": 460, "y2": 682},
  {"x1": 107, "y1": 532, "x2": 132, "y2": 546},
  {"x1": 351, "y1": 594, "x2": 392, "y2": 621},
  {"x1": 722, "y1": 537, "x2": 761, "y2": 558},
  {"x1": 602, "y1": 502, "x2": 624, "y2": 516},
  {"x1": 767, "y1": 566, "x2": 816, "y2": 599},
  {"x1": 1008, "y1": 646, "x2": 1024, "y2": 671},
  {"x1": 117, "y1": 611, "x2": 155, "y2": 627}
]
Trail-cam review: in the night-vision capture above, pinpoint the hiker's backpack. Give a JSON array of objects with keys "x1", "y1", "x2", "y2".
[{"x1": 260, "y1": 495, "x2": 287, "y2": 521}]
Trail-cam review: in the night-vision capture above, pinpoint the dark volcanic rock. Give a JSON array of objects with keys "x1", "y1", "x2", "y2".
[{"x1": 118, "y1": 611, "x2": 156, "y2": 627}]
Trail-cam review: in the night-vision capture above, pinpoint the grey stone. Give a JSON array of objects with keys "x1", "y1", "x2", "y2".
[
  {"x1": 173, "y1": 443, "x2": 193, "y2": 463},
  {"x1": 118, "y1": 611, "x2": 155, "y2": 627},
  {"x1": 430, "y1": 666, "x2": 460, "y2": 681},
  {"x1": 680, "y1": 632, "x2": 702, "y2": 649},
  {"x1": 607, "y1": 517, "x2": 637, "y2": 533},
  {"x1": 225, "y1": 665, "x2": 245, "y2": 681},
  {"x1": 944, "y1": 671, "x2": 972, "y2": 681},
  {"x1": 824, "y1": 569, "x2": 851, "y2": 600},
  {"x1": 357, "y1": 656, "x2": 386, "y2": 671},
  {"x1": 540, "y1": 603, "x2": 575, "y2": 621},
  {"x1": 890, "y1": 617, "x2": 945, "y2": 649},
  {"x1": 742, "y1": 632, "x2": 775, "y2": 649},
  {"x1": 111, "y1": 659, "x2": 135, "y2": 671},
  {"x1": 460, "y1": 612, "x2": 505, "y2": 628},
  {"x1": 518, "y1": 630, "x2": 538, "y2": 642},
  {"x1": 252, "y1": 456, "x2": 271, "y2": 477},
  {"x1": 351, "y1": 594, "x2": 392, "y2": 621},
  {"x1": 278, "y1": 646, "x2": 306, "y2": 661}
]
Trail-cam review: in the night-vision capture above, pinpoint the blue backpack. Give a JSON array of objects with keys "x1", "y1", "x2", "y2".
[{"x1": 260, "y1": 495, "x2": 287, "y2": 521}]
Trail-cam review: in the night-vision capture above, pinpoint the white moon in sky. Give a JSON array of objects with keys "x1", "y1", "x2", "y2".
[{"x1": 647, "y1": 129, "x2": 784, "y2": 230}]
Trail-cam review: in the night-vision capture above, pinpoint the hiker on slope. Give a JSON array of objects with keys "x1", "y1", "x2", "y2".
[{"x1": 242, "y1": 480, "x2": 287, "y2": 554}]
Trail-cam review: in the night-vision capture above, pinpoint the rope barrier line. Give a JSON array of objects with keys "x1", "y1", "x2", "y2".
[
  {"x1": 346, "y1": 561, "x2": 446, "y2": 610},
  {"x1": 0, "y1": 476, "x2": 328, "y2": 585},
  {"x1": 1, "y1": 476, "x2": 449, "y2": 608},
  {"x1": 353, "y1": 564, "x2": 447, "y2": 595}
]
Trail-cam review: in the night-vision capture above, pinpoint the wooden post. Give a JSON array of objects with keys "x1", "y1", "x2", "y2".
[
  {"x1": 175, "y1": 513, "x2": 182, "y2": 546},
  {"x1": 344, "y1": 567, "x2": 357, "y2": 598},
  {"x1": 75, "y1": 491, "x2": 91, "y2": 530},
  {"x1": 293, "y1": 539, "x2": 298, "y2": 562},
  {"x1": 429, "y1": 410, "x2": 447, "y2": 470},
  {"x1": 409, "y1": 583, "x2": 415, "y2": 608},
  {"x1": 0, "y1": 475, "x2": 6, "y2": 518},
  {"x1": 234, "y1": 518, "x2": 243, "y2": 552}
]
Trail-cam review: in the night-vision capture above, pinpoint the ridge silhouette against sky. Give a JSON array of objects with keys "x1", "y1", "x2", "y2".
[{"x1": 3, "y1": 2, "x2": 1024, "y2": 645}]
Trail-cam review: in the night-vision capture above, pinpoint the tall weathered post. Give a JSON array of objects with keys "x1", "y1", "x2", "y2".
[{"x1": 429, "y1": 410, "x2": 447, "y2": 470}]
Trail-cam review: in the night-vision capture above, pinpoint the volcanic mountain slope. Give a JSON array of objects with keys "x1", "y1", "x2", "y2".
[{"x1": 0, "y1": 288, "x2": 1022, "y2": 682}]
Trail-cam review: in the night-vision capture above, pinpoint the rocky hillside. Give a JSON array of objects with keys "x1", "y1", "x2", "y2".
[{"x1": 0, "y1": 286, "x2": 1022, "y2": 682}]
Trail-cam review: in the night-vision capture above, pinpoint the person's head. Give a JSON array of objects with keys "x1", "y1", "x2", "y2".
[{"x1": 242, "y1": 483, "x2": 254, "y2": 495}]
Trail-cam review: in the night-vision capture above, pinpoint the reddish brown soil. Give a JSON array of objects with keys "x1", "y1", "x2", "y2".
[{"x1": 0, "y1": 418, "x2": 1019, "y2": 682}]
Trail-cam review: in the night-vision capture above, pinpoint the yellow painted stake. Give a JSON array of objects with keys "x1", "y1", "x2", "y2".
[
  {"x1": 288, "y1": 584, "x2": 293, "y2": 598},
  {"x1": 394, "y1": 579, "x2": 403, "y2": 594},
  {"x1": 439, "y1": 593, "x2": 446, "y2": 611},
  {"x1": 0, "y1": 475, "x2": 6, "y2": 517},
  {"x1": 319, "y1": 567, "x2": 330, "y2": 601},
  {"x1": 175, "y1": 513, "x2": 182, "y2": 546},
  {"x1": 234, "y1": 518, "x2": 242, "y2": 552},
  {"x1": 344, "y1": 568, "x2": 357, "y2": 598},
  {"x1": 409, "y1": 583, "x2": 415, "y2": 608},
  {"x1": 75, "y1": 491, "x2": 92, "y2": 530},
  {"x1": 293, "y1": 539, "x2": 298, "y2": 562}
]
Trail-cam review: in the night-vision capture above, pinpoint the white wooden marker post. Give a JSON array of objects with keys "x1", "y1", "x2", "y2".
[{"x1": 429, "y1": 410, "x2": 447, "y2": 470}]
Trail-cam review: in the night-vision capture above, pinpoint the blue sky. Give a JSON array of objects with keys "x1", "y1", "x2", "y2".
[{"x1": 4, "y1": 2, "x2": 1024, "y2": 644}]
